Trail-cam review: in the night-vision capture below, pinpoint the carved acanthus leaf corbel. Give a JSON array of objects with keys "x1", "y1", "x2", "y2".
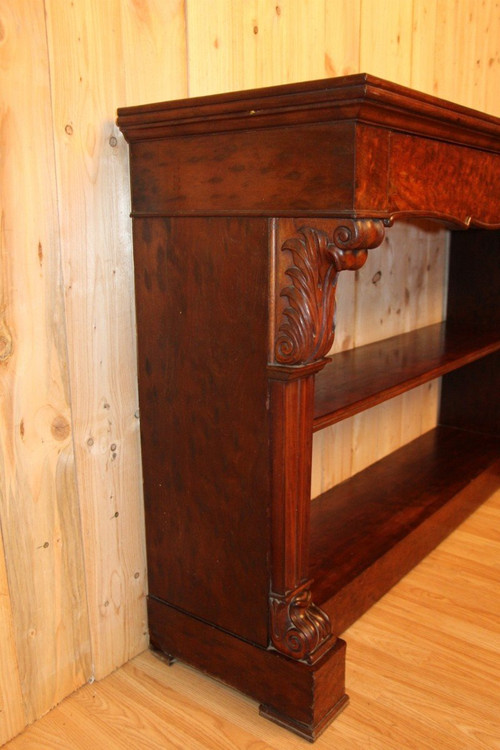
[{"x1": 274, "y1": 220, "x2": 385, "y2": 366}]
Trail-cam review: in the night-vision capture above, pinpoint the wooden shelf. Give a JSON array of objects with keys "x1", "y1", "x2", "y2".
[
  {"x1": 313, "y1": 322, "x2": 500, "y2": 431},
  {"x1": 309, "y1": 425, "x2": 500, "y2": 634}
]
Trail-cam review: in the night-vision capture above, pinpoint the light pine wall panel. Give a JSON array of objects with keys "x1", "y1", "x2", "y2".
[
  {"x1": 0, "y1": 9, "x2": 25, "y2": 731},
  {"x1": 0, "y1": 531, "x2": 24, "y2": 745},
  {"x1": 359, "y1": 0, "x2": 414, "y2": 84},
  {"x1": 186, "y1": 0, "x2": 361, "y2": 95},
  {"x1": 0, "y1": 0, "x2": 91, "y2": 731},
  {"x1": 412, "y1": 0, "x2": 500, "y2": 117},
  {"x1": 45, "y1": 0, "x2": 188, "y2": 681},
  {"x1": 1, "y1": 0, "x2": 499, "y2": 744}
]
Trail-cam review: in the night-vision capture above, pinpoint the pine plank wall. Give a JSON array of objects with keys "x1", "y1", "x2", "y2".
[{"x1": 0, "y1": 1, "x2": 498, "y2": 744}]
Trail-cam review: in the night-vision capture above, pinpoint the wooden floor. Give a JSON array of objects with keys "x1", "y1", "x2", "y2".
[{"x1": 6, "y1": 488, "x2": 500, "y2": 750}]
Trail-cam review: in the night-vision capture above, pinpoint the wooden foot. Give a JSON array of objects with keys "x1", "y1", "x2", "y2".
[
  {"x1": 260, "y1": 693, "x2": 349, "y2": 742},
  {"x1": 148, "y1": 596, "x2": 347, "y2": 740}
]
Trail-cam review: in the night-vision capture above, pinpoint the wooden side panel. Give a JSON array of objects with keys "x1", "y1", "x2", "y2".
[
  {"x1": 44, "y1": 0, "x2": 188, "y2": 680},
  {"x1": 134, "y1": 217, "x2": 271, "y2": 645},
  {"x1": 0, "y1": 0, "x2": 91, "y2": 726},
  {"x1": 132, "y1": 217, "x2": 271, "y2": 643}
]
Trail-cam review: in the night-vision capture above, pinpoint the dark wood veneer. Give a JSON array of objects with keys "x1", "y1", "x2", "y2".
[
  {"x1": 133, "y1": 216, "x2": 272, "y2": 645},
  {"x1": 314, "y1": 322, "x2": 500, "y2": 430},
  {"x1": 309, "y1": 427, "x2": 500, "y2": 633},
  {"x1": 119, "y1": 74, "x2": 500, "y2": 741}
]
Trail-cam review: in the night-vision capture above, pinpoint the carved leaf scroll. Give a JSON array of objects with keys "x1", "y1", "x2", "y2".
[
  {"x1": 274, "y1": 220, "x2": 385, "y2": 366},
  {"x1": 270, "y1": 582, "x2": 333, "y2": 663}
]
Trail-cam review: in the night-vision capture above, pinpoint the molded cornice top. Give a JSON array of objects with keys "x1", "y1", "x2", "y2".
[{"x1": 118, "y1": 73, "x2": 500, "y2": 152}]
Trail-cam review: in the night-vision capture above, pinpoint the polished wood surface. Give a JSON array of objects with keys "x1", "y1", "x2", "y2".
[
  {"x1": 119, "y1": 77, "x2": 500, "y2": 739},
  {"x1": 314, "y1": 322, "x2": 500, "y2": 430},
  {"x1": 6, "y1": 489, "x2": 500, "y2": 750},
  {"x1": 117, "y1": 72, "x2": 500, "y2": 146},
  {"x1": 310, "y1": 429, "x2": 500, "y2": 632},
  {"x1": 117, "y1": 75, "x2": 500, "y2": 225},
  {"x1": 133, "y1": 217, "x2": 271, "y2": 645}
]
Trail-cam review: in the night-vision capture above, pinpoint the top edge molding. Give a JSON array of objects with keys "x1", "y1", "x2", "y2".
[{"x1": 117, "y1": 73, "x2": 500, "y2": 152}]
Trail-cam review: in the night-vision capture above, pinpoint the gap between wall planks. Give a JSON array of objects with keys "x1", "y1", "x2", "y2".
[{"x1": 0, "y1": 0, "x2": 499, "y2": 745}]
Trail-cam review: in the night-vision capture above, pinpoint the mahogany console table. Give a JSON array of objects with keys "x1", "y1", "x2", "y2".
[{"x1": 118, "y1": 75, "x2": 500, "y2": 741}]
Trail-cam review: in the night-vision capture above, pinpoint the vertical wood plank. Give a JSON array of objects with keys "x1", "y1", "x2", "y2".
[
  {"x1": 45, "y1": 0, "x2": 188, "y2": 680},
  {"x1": 121, "y1": 0, "x2": 188, "y2": 105},
  {"x1": 186, "y1": 0, "x2": 361, "y2": 96},
  {"x1": 324, "y1": 0, "x2": 361, "y2": 77},
  {"x1": 359, "y1": 0, "x2": 414, "y2": 85},
  {"x1": 0, "y1": 0, "x2": 91, "y2": 727},
  {"x1": 412, "y1": 0, "x2": 500, "y2": 117},
  {"x1": 0, "y1": 532, "x2": 25, "y2": 745},
  {"x1": 0, "y1": 9, "x2": 25, "y2": 737},
  {"x1": 353, "y1": 223, "x2": 448, "y2": 348},
  {"x1": 483, "y1": 1, "x2": 500, "y2": 116}
]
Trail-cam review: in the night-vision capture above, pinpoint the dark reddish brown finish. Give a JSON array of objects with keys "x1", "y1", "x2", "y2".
[
  {"x1": 148, "y1": 596, "x2": 348, "y2": 741},
  {"x1": 127, "y1": 122, "x2": 356, "y2": 217},
  {"x1": 444, "y1": 229, "x2": 500, "y2": 327},
  {"x1": 132, "y1": 216, "x2": 272, "y2": 645},
  {"x1": 117, "y1": 73, "x2": 500, "y2": 151},
  {"x1": 118, "y1": 75, "x2": 500, "y2": 741},
  {"x1": 440, "y1": 229, "x2": 500, "y2": 436},
  {"x1": 118, "y1": 74, "x2": 500, "y2": 226},
  {"x1": 387, "y1": 135, "x2": 500, "y2": 226},
  {"x1": 272, "y1": 218, "x2": 383, "y2": 366},
  {"x1": 268, "y1": 367, "x2": 334, "y2": 665},
  {"x1": 440, "y1": 352, "x2": 500, "y2": 436},
  {"x1": 309, "y1": 427, "x2": 500, "y2": 633},
  {"x1": 314, "y1": 322, "x2": 500, "y2": 430}
]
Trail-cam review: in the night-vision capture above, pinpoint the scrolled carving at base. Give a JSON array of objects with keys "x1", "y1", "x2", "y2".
[
  {"x1": 275, "y1": 220, "x2": 385, "y2": 366},
  {"x1": 270, "y1": 582, "x2": 333, "y2": 663}
]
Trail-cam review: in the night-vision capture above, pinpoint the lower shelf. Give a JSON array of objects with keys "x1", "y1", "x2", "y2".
[{"x1": 309, "y1": 425, "x2": 500, "y2": 634}]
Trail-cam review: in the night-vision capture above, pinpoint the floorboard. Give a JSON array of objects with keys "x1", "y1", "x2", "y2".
[{"x1": 5, "y1": 488, "x2": 499, "y2": 749}]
